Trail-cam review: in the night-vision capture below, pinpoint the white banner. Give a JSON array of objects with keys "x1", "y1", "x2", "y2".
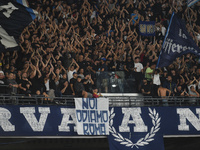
[{"x1": 75, "y1": 98, "x2": 109, "y2": 135}]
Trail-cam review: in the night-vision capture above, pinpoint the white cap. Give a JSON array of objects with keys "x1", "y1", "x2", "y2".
[{"x1": 0, "y1": 71, "x2": 4, "y2": 75}]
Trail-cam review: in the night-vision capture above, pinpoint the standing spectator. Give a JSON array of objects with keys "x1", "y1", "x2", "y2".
[
  {"x1": 141, "y1": 78, "x2": 151, "y2": 96},
  {"x1": 188, "y1": 85, "x2": 199, "y2": 105},
  {"x1": 124, "y1": 56, "x2": 134, "y2": 78},
  {"x1": 134, "y1": 57, "x2": 143, "y2": 92},
  {"x1": 60, "y1": 73, "x2": 71, "y2": 96},
  {"x1": 69, "y1": 72, "x2": 78, "y2": 96},
  {"x1": 152, "y1": 69, "x2": 161, "y2": 97},
  {"x1": 18, "y1": 72, "x2": 32, "y2": 94},
  {"x1": 67, "y1": 59, "x2": 80, "y2": 82},
  {"x1": 82, "y1": 73, "x2": 94, "y2": 93},
  {"x1": 99, "y1": 57, "x2": 109, "y2": 93},
  {"x1": 6, "y1": 72, "x2": 18, "y2": 95},
  {"x1": 163, "y1": 75, "x2": 177, "y2": 95},
  {"x1": 157, "y1": 85, "x2": 172, "y2": 106},
  {"x1": 145, "y1": 63, "x2": 156, "y2": 84},
  {"x1": 0, "y1": 71, "x2": 6, "y2": 94}
]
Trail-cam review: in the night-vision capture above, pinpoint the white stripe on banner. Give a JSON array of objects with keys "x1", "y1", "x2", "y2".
[
  {"x1": 187, "y1": 0, "x2": 199, "y2": 7},
  {"x1": 74, "y1": 98, "x2": 109, "y2": 135}
]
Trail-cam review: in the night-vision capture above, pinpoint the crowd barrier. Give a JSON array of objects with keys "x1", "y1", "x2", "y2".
[{"x1": 0, "y1": 94, "x2": 199, "y2": 106}]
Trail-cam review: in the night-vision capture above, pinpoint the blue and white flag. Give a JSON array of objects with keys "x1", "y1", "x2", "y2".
[
  {"x1": 139, "y1": 21, "x2": 155, "y2": 36},
  {"x1": 108, "y1": 107, "x2": 164, "y2": 150},
  {"x1": 75, "y1": 98, "x2": 109, "y2": 135},
  {"x1": 157, "y1": 12, "x2": 200, "y2": 68},
  {"x1": 0, "y1": 0, "x2": 37, "y2": 52},
  {"x1": 187, "y1": 0, "x2": 199, "y2": 7}
]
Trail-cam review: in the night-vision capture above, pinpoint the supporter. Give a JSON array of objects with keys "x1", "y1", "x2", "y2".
[
  {"x1": 43, "y1": 65, "x2": 57, "y2": 99},
  {"x1": 99, "y1": 57, "x2": 109, "y2": 93},
  {"x1": 0, "y1": 0, "x2": 199, "y2": 99},
  {"x1": 6, "y1": 72, "x2": 18, "y2": 95},
  {"x1": 67, "y1": 59, "x2": 80, "y2": 82},
  {"x1": 92, "y1": 87, "x2": 102, "y2": 98},
  {"x1": 174, "y1": 85, "x2": 189, "y2": 97},
  {"x1": 163, "y1": 75, "x2": 177, "y2": 95},
  {"x1": 141, "y1": 78, "x2": 151, "y2": 96},
  {"x1": 82, "y1": 73, "x2": 94, "y2": 93},
  {"x1": 152, "y1": 69, "x2": 161, "y2": 97},
  {"x1": 145, "y1": 63, "x2": 156, "y2": 84},
  {"x1": 134, "y1": 57, "x2": 143, "y2": 92},
  {"x1": 0, "y1": 71, "x2": 6, "y2": 94},
  {"x1": 157, "y1": 85, "x2": 172, "y2": 106},
  {"x1": 188, "y1": 85, "x2": 199, "y2": 97},
  {"x1": 78, "y1": 68, "x2": 85, "y2": 79},
  {"x1": 124, "y1": 55, "x2": 134, "y2": 79},
  {"x1": 18, "y1": 72, "x2": 32, "y2": 94},
  {"x1": 69, "y1": 72, "x2": 78, "y2": 96},
  {"x1": 60, "y1": 73, "x2": 71, "y2": 96},
  {"x1": 74, "y1": 76, "x2": 92, "y2": 98}
]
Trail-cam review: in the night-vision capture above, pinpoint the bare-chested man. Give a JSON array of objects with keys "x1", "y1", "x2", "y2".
[{"x1": 157, "y1": 85, "x2": 171, "y2": 106}]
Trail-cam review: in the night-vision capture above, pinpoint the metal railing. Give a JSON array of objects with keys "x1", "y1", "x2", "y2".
[{"x1": 0, "y1": 94, "x2": 199, "y2": 106}]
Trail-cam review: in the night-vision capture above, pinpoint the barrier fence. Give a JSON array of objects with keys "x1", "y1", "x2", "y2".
[{"x1": 0, "y1": 94, "x2": 199, "y2": 106}]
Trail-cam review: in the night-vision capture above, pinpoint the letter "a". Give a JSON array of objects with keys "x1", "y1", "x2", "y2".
[{"x1": 119, "y1": 108, "x2": 148, "y2": 132}]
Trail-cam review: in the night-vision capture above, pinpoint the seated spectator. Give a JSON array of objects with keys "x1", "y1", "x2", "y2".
[
  {"x1": 92, "y1": 87, "x2": 102, "y2": 98},
  {"x1": 74, "y1": 76, "x2": 92, "y2": 98}
]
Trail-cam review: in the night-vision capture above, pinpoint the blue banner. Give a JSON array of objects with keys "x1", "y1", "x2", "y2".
[
  {"x1": 0, "y1": 0, "x2": 37, "y2": 52},
  {"x1": 187, "y1": 0, "x2": 199, "y2": 7},
  {"x1": 0, "y1": 105, "x2": 200, "y2": 140},
  {"x1": 0, "y1": 105, "x2": 77, "y2": 136},
  {"x1": 139, "y1": 21, "x2": 155, "y2": 36},
  {"x1": 157, "y1": 13, "x2": 200, "y2": 68},
  {"x1": 108, "y1": 106, "x2": 200, "y2": 150}
]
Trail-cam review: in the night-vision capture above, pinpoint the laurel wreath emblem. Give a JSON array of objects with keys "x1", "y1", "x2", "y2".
[{"x1": 109, "y1": 107, "x2": 161, "y2": 149}]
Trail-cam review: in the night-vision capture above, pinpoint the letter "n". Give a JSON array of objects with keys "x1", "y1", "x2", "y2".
[{"x1": 177, "y1": 108, "x2": 200, "y2": 131}]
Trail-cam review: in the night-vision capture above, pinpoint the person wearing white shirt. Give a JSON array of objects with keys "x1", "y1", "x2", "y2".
[
  {"x1": 134, "y1": 57, "x2": 143, "y2": 92},
  {"x1": 67, "y1": 59, "x2": 80, "y2": 82}
]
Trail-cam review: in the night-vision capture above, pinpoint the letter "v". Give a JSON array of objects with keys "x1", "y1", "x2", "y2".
[{"x1": 20, "y1": 107, "x2": 50, "y2": 131}]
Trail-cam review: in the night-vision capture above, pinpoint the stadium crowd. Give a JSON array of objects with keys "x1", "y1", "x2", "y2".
[{"x1": 0, "y1": 0, "x2": 200, "y2": 100}]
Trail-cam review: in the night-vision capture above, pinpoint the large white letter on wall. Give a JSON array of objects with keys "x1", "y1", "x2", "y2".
[
  {"x1": 119, "y1": 108, "x2": 148, "y2": 132},
  {"x1": 58, "y1": 108, "x2": 77, "y2": 132},
  {"x1": 20, "y1": 107, "x2": 50, "y2": 131},
  {"x1": 177, "y1": 108, "x2": 200, "y2": 131},
  {"x1": 0, "y1": 107, "x2": 15, "y2": 131}
]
